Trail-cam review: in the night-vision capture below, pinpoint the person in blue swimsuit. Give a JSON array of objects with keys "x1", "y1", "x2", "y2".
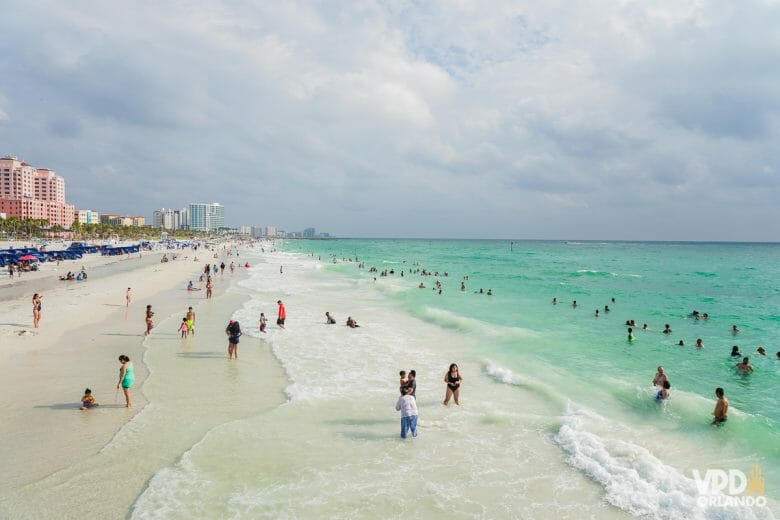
[{"x1": 117, "y1": 355, "x2": 135, "y2": 408}]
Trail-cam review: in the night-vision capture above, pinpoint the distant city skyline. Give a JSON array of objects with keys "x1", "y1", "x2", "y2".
[{"x1": 1, "y1": 2, "x2": 779, "y2": 241}]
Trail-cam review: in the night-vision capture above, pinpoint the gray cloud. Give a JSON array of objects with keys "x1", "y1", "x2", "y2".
[{"x1": 0, "y1": 1, "x2": 778, "y2": 240}]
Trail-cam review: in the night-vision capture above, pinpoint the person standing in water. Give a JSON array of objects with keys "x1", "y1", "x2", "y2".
[
  {"x1": 225, "y1": 320, "x2": 242, "y2": 359},
  {"x1": 395, "y1": 386, "x2": 418, "y2": 439},
  {"x1": 117, "y1": 355, "x2": 135, "y2": 408},
  {"x1": 652, "y1": 366, "x2": 668, "y2": 388},
  {"x1": 277, "y1": 300, "x2": 286, "y2": 329},
  {"x1": 144, "y1": 305, "x2": 155, "y2": 336},
  {"x1": 736, "y1": 357, "x2": 754, "y2": 374},
  {"x1": 443, "y1": 363, "x2": 463, "y2": 405},
  {"x1": 259, "y1": 313, "x2": 267, "y2": 333},
  {"x1": 711, "y1": 387, "x2": 728, "y2": 426},
  {"x1": 32, "y1": 293, "x2": 42, "y2": 328}
]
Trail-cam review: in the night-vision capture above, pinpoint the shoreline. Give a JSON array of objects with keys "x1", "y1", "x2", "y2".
[
  {"x1": 0, "y1": 251, "x2": 207, "y2": 491},
  {"x1": 1, "y1": 247, "x2": 291, "y2": 519}
]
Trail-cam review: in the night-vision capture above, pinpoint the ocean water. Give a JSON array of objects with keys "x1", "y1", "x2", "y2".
[{"x1": 132, "y1": 240, "x2": 779, "y2": 519}]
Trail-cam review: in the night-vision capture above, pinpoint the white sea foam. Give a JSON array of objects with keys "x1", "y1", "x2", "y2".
[
  {"x1": 421, "y1": 306, "x2": 537, "y2": 338},
  {"x1": 553, "y1": 407, "x2": 769, "y2": 520}
]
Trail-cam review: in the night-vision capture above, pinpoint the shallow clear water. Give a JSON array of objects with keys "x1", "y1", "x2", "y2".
[{"x1": 131, "y1": 240, "x2": 779, "y2": 519}]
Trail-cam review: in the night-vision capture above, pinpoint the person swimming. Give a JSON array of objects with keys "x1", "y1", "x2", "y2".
[
  {"x1": 627, "y1": 327, "x2": 635, "y2": 341},
  {"x1": 663, "y1": 324, "x2": 672, "y2": 334},
  {"x1": 730, "y1": 345, "x2": 741, "y2": 357},
  {"x1": 736, "y1": 357, "x2": 754, "y2": 374},
  {"x1": 756, "y1": 346, "x2": 766, "y2": 356},
  {"x1": 678, "y1": 340, "x2": 685, "y2": 346}
]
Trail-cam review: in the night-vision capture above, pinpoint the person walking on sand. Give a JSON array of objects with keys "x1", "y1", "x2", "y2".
[
  {"x1": 277, "y1": 300, "x2": 286, "y2": 329},
  {"x1": 186, "y1": 306, "x2": 196, "y2": 336},
  {"x1": 32, "y1": 293, "x2": 42, "y2": 328},
  {"x1": 126, "y1": 287, "x2": 132, "y2": 307},
  {"x1": 206, "y1": 276, "x2": 213, "y2": 299},
  {"x1": 117, "y1": 355, "x2": 135, "y2": 408},
  {"x1": 144, "y1": 305, "x2": 155, "y2": 336},
  {"x1": 226, "y1": 319, "x2": 242, "y2": 359},
  {"x1": 443, "y1": 363, "x2": 463, "y2": 406}
]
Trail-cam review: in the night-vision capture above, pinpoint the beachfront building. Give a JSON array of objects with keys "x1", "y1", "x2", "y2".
[
  {"x1": 188, "y1": 202, "x2": 224, "y2": 232},
  {"x1": 76, "y1": 209, "x2": 100, "y2": 225},
  {"x1": 100, "y1": 213, "x2": 146, "y2": 227},
  {"x1": 152, "y1": 208, "x2": 188, "y2": 230},
  {"x1": 264, "y1": 225, "x2": 277, "y2": 237},
  {"x1": 303, "y1": 227, "x2": 316, "y2": 238},
  {"x1": 0, "y1": 156, "x2": 75, "y2": 228}
]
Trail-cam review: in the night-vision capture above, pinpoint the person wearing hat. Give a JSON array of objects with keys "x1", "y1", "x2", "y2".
[{"x1": 225, "y1": 319, "x2": 242, "y2": 359}]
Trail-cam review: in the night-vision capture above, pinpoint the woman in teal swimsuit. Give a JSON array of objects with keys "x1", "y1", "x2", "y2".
[{"x1": 117, "y1": 355, "x2": 135, "y2": 408}]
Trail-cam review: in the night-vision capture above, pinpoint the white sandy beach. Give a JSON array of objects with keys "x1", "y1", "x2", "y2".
[{"x1": 0, "y1": 242, "x2": 289, "y2": 519}]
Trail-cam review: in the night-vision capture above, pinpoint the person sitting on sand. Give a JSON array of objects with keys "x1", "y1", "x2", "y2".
[
  {"x1": 325, "y1": 312, "x2": 336, "y2": 324},
  {"x1": 730, "y1": 345, "x2": 742, "y2": 357},
  {"x1": 346, "y1": 316, "x2": 359, "y2": 328},
  {"x1": 736, "y1": 357, "x2": 754, "y2": 374},
  {"x1": 712, "y1": 388, "x2": 729, "y2": 426},
  {"x1": 187, "y1": 281, "x2": 200, "y2": 291},
  {"x1": 656, "y1": 380, "x2": 671, "y2": 401},
  {"x1": 80, "y1": 388, "x2": 98, "y2": 410}
]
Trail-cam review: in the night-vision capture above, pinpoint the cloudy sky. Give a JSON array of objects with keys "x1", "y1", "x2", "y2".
[{"x1": 1, "y1": 1, "x2": 779, "y2": 240}]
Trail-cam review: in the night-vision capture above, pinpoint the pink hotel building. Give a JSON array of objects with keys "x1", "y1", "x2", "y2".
[{"x1": 0, "y1": 156, "x2": 75, "y2": 228}]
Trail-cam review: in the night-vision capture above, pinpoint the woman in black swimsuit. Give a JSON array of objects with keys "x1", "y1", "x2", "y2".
[
  {"x1": 32, "y1": 293, "x2": 42, "y2": 328},
  {"x1": 443, "y1": 363, "x2": 463, "y2": 406}
]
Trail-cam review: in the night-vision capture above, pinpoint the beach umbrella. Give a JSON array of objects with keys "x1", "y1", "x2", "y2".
[{"x1": 18, "y1": 255, "x2": 38, "y2": 261}]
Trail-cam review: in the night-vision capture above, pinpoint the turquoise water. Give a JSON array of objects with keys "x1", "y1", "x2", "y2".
[{"x1": 284, "y1": 239, "x2": 780, "y2": 491}]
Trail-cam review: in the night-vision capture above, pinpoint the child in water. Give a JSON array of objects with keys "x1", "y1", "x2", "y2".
[
  {"x1": 656, "y1": 380, "x2": 671, "y2": 400},
  {"x1": 399, "y1": 370, "x2": 408, "y2": 394},
  {"x1": 179, "y1": 317, "x2": 189, "y2": 338},
  {"x1": 80, "y1": 388, "x2": 98, "y2": 410},
  {"x1": 259, "y1": 313, "x2": 267, "y2": 333}
]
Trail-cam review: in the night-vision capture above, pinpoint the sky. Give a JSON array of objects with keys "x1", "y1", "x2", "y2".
[{"x1": 1, "y1": 0, "x2": 779, "y2": 241}]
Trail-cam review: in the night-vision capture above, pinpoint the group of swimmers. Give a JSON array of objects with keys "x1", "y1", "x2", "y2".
[{"x1": 556, "y1": 295, "x2": 779, "y2": 425}]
